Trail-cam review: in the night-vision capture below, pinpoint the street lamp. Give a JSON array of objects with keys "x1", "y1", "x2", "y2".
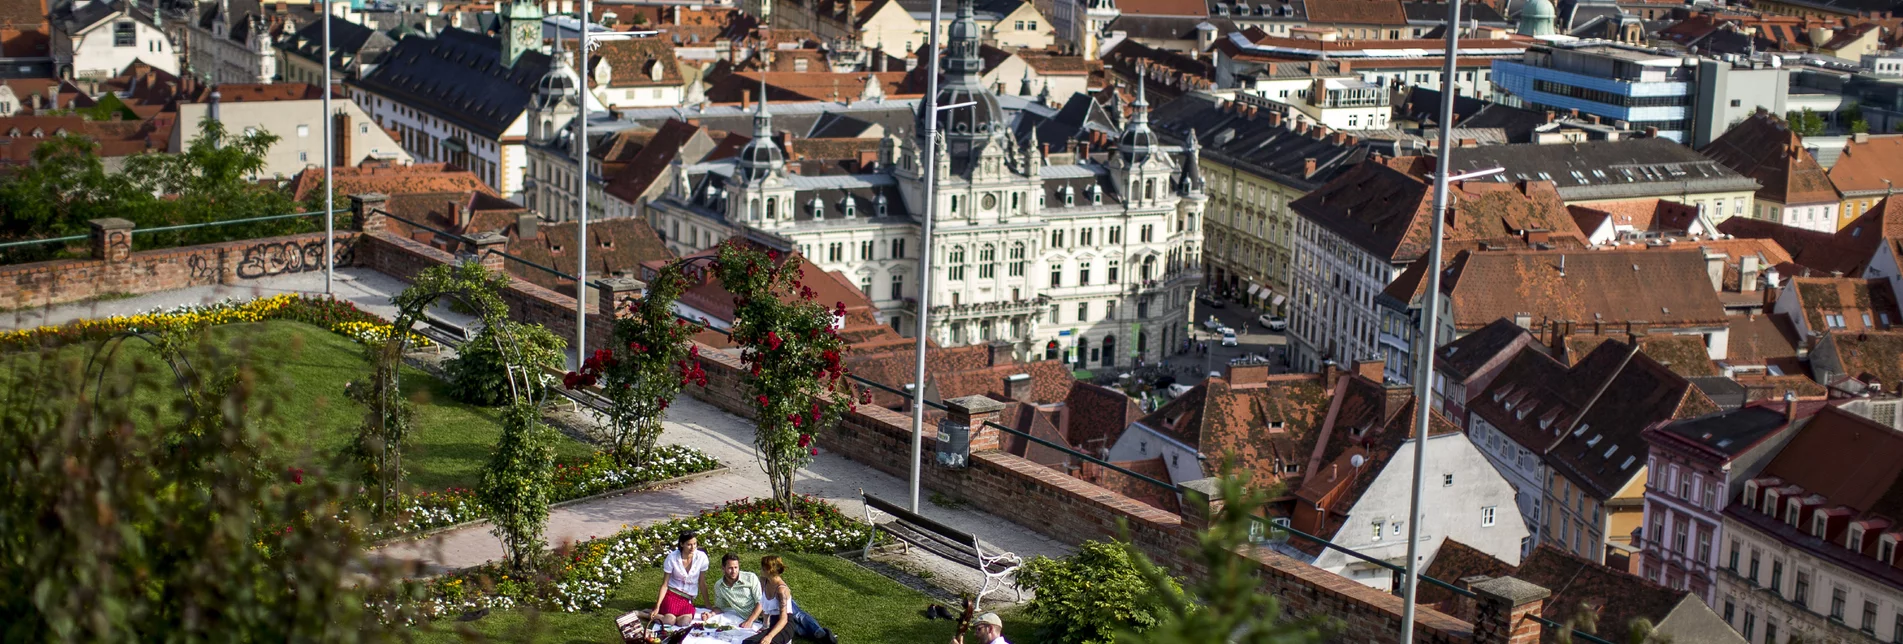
[
  {"x1": 322, "y1": 0, "x2": 334, "y2": 297},
  {"x1": 906, "y1": 21, "x2": 956, "y2": 512}
]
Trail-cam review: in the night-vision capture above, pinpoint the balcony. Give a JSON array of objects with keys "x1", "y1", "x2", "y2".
[
  {"x1": 1126, "y1": 270, "x2": 1204, "y2": 295},
  {"x1": 929, "y1": 295, "x2": 1051, "y2": 321}
]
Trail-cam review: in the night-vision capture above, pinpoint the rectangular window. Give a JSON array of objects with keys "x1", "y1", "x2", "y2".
[
  {"x1": 1050, "y1": 267, "x2": 1062, "y2": 288},
  {"x1": 1482, "y1": 506, "x2": 1496, "y2": 527},
  {"x1": 892, "y1": 239, "x2": 906, "y2": 259},
  {"x1": 860, "y1": 240, "x2": 873, "y2": 260},
  {"x1": 1109, "y1": 226, "x2": 1121, "y2": 244},
  {"x1": 1795, "y1": 571, "x2": 1809, "y2": 606},
  {"x1": 1770, "y1": 560, "x2": 1782, "y2": 595},
  {"x1": 1723, "y1": 600, "x2": 1734, "y2": 624},
  {"x1": 114, "y1": 21, "x2": 135, "y2": 46},
  {"x1": 1749, "y1": 550, "x2": 1760, "y2": 584},
  {"x1": 1865, "y1": 600, "x2": 1879, "y2": 634},
  {"x1": 1076, "y1": 302, "x2": 1088, "y2": 321},
  {"x1": 1078, "y1": 262, "x2": 1091, "y2": 286},
  {"x1": 1833, "y1": 588, "x2": 1847, "y2": 620},
  {"x1": 1371, "y1": 520, "x2": 1383, "y2": 541},
  {"x1": 1140, "y1": 224, "x2": 1153, "y2": 242},
  {"x1": 860, "y1": 274, "x2": 873, "y2": 296},
  {"x1": 1742, "y1": 612, "x2": 1755, "y2": 640},
  {"x1": 828, "y1": 243, "x2": 844, "y2": 263},
  {"x1": 1766, "y1": 622, "x2": 1777, "y2": 644},
  {"x1": 1696, "y1": 526, "x2": 1712, "y2": 563},
  {"x1": 890, "y1": 273, "x2": 902, "y2": 300}
]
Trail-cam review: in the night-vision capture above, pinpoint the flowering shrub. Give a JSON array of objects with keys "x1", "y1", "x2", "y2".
[
  {"x1": 370, "y1": 446, "x2": 721, "y2": 539},
  {"x1": 709, "y1": 241, "x2": 853, "y2": 514},
  {"x1": 564, "y1": 263, "x2": 706, "y2": 470},
  {"x1": 0, "y1": 293, "x2": 429, "y2": 350},
  {"x1": 392, "y1": 496, "x2": 872, "y2": 618}
]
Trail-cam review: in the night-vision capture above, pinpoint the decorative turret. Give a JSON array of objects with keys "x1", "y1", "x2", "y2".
[
  {"x1": 1118, "y1": 76, "x2": 1156, "y2": 167},
  {"x1": 735, "y1": 76, "x2": 786, "y2": 183},
  {"x1": 1517, "y1": 0, "x2": 1555, "y2": 37},
  {"x1": 1180, "y1": 128, "x2": 1206, "y2": 199},
  {"x1": 1019, "y1": 67, "x2": 1035, "y2": 96},
  {"x1": 918, "y1": 0, "x2": 1006, "y2": 174},
  {"x1": 528, "y1": 37, "x2": 580, "y2": 146}
]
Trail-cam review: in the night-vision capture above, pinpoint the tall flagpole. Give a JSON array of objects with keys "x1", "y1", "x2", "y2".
[
  {"x1": 575, "y1": 10, "x2": 590, "y2": 366},
  {"x1": 908, "y1": 0, "x2": 946, "y2": 514},
  {"x1": 1400, "y1": 0, "x2": 1464, "y2": 641},
  {"x1": 322, "y1": 1, "x2": 334, "y2": 296}
]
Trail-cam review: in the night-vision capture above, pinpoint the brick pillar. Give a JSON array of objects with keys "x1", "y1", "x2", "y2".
[
  {"x1": 595, "y1": 276, "x2": 647, "y2": 320},
  {"x1": 1471, "y1": 577, "x2": 1551, "y2": 644},
  {"x1": 935, "y1": 395, "x2": 1006, "y2": 467},
  {"x1": 350, "y1": 192, "x2": 390, "y2": 233},
  {"x1": 1176, "y1": 477, "x2": 1225, "y2": 530},
  {"x1": 88, "y1": 218, "x2": 133, "y2": 262},
  {"x1": 466, "y1": 232, "x2": 508, "y2": 273}
]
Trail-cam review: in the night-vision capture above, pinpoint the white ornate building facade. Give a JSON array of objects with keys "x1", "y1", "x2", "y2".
[{"x1": 637, "y1": 0, "x2": 1205, "y2": 367}]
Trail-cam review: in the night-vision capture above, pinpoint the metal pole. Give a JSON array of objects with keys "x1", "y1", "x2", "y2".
[
  {"x1": 908, "y1": 0, "x2": 946, "y2": 514},
  {"x1": 576, "y1": 11, "x2": 590, "y2": 366},
  {"x1": 322, "y1": 2, "x2": 334, "y2": 296},
  {"x1": 1400, "y1": 2, "x2": 1462, "y2": 642}
]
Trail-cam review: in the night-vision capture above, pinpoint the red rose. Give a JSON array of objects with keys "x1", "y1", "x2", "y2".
[
  {"x1": 757, "y1": 395, "x2": 770, "y2": 406},
  {"x1": 288, "y1": 467, "x2": 304, "y2": 485}
]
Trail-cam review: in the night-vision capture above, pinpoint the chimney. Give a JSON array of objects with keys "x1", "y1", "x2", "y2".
[
  {"x1": 1703, "y1": 249, "x2": 1726, "y2": 292},
  {"x1": 1295, "y1": 121, "x2": 1309, "y2": 135},
  {"x1": 1545, "y1": 110, "x2": 1556, "y2": 123},
  {"x1": 1321, "y1": 360, "x2": 1342, "y2": 389},
  {"x1": 1228, "y1": 363, "x2": 1270, "y2": 386},
  {"x1": 1003, "y1": 373, "x2": 1033, "y2": 402},
  {"x1": 742, "y1": 89, "x2": 752, "y2": 110},
  {"x1": 1513, "y1": 312, "x2": 1532, "y2": 329},
  {"x1": 332, "y1": 109, "x2": 351, "y2": 167},
  {"x1": 1269, "y1": 111, "x2": 1283, "y2": 127},
  {"x1": 1742, "y1": 255, "x2": 1760, "y2": 292},
  {"x1": 1471, "y1": 577, "x2": 1550, "y2": 644},
  {"x1": 517, "y1": 212, "x2": 539, "y2": 239},
  {"x1": 987, "y1": 340, "x2": 1014, "y2": 367},
  {"x1": 447, "y1": 199, "x2": 467, "y2": 230},
  {"x1": 1303, "y1": 157, "x2": 1317, "y2": 177},
  {"x1": 1627, "y1": 320, "x2": 1650, "y2": 341},
  {"x1": 1784, "y1": 390, "x2": 1799, "y2": 425},
  {"x1": 1354, "y1": 359, "x2": 1384, "y2": 383}
]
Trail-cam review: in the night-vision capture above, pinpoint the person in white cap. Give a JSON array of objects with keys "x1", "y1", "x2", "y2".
[{"x1": 953, "y1": 612, "x2": 1007, "y2": 644}]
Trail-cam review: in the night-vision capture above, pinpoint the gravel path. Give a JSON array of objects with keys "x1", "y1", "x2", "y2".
[{"x1": 370, "y1": 394, "x2": 1072, "y2": 584}]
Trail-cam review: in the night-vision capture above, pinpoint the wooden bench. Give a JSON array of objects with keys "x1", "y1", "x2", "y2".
[
  {"x1": 860, "y1": 489, "x2": 1022, "y2": 610},
  {"x1": 415, "y1": 315, "x2": 469, "y2": 351}
]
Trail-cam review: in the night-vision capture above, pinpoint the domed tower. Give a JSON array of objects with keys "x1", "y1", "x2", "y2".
[
  {"x1": 734, "y1": 78, "x2": 786, "y2": 184},
  {"x1": 1118, "y1": 79, "x2": 1157, "y2": 167},
  {"x1": 1112, "y1": 75, "x2": 1173, "y2": 207},
  {"x1": 919, "y1": 0, "x2": 1007, "y2": 176},
  {"x1": 727, "y1": 77, "x2": 792, "y2": 227},
  {"x1": 1517, "y1": 0, "x2": 1556, "y2": 37},
  {"x1": 529, "y1": 43, "x2": 581, "y2": 147}
]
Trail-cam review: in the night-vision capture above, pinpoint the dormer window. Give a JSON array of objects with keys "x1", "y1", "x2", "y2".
[
  {"x1": 1849, "y1": 525, "x2": 1865, "y2": 551},
  {"x1": 1765, "y1": 489, "x2": 1781, "y2": 515},
  {"x1": 810, "y1": 197, "x2": 826, "y2": 219},
  {"x1": 1089, "y1": 184, "x2": 1102, "y2": 204},
  {"x1": 1063, "y1": 186, "x2": 1075, "y2": 206},
  {"x1": 876, "y1": 194, "x2": 888, "y2": 216},
  {"x1": 1746, "y1": 481, "x2": 1760, "y2": 509},
  {"x1": 1814, "y1": 514, "x2": 1829, "y2": 539},
  {"x1": 842, "y1": 197, "x2": 855, "y2": 218},
  {"x1": 1786, "y1": 497, "x2": 1802, "y2": 527},
  {"x1": 1881, "y1": 536, "x2": 1896, "y2": 564}
]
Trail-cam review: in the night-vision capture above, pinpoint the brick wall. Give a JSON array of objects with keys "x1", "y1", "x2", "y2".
[
  {"x1": 348, "y1": 214, "x2": 1517, "y2": 644},
  {"x1": 0, "y1": 221, "x2": 357, "y2": 310}
]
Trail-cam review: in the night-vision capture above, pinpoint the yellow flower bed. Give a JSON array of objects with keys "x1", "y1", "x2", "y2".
[{"x1": 0, "y1": 294, "x2": 432, "y2": 349}]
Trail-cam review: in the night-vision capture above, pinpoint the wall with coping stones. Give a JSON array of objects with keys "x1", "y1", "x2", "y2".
[
  {"x1": 0, "y1": 224, "x2": 358, "y2": 310},
  {"x1": 352, "y1": 215, "x2": 1508, "y2": 644}
]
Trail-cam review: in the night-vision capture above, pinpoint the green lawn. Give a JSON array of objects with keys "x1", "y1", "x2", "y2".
[
  {"x1": 9, "y1": 320, "x2": 590, "y2": 491},
  {"x1": 413, "y1": 552, "x2": 1040, "y2": 643}
]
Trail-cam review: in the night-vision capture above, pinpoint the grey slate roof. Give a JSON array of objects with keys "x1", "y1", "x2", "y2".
[
  {"x1": 354, "y1": 27, "x2": 551, "y2": 140},
  {"x1": 1403, "y1": 1, "x2": 1504, "y2": 22},
  {"x1": 1147, "y1": 92, "x2": 1370, "y2": 192},
  {"x1": 1444, "y1": 139, "x2": 1762, "y2": 201},
  {"x1": 280, "y1": 15, "x2": 392, "y2": 73}
]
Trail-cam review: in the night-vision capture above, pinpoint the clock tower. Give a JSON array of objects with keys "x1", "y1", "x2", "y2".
[{"x1": 502, "y1": 1, "x2": 545, "y2": 67}]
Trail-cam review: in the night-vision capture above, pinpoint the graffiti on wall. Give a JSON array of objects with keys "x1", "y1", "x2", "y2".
[{"x1": 234, "y1": 238, "x2": 354, "y2": 279}]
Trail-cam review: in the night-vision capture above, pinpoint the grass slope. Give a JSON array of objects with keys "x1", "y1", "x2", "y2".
[
  {"x1": 413, "y1": 552, "x2": 1037, "y2": 643},
  {"x1": 14, "y1": 320, "x2": 588, "y2": 490}
]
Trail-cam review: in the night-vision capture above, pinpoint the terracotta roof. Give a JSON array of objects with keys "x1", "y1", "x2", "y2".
[
  {"x1": 1565, "y1": 199, "x2": 1700, "y2": 236},
  {"x1": 1725, "y1": 314, "x2": 1802, "y2": 369},
  {"x1": 1435, "y1": 248, "x2": 1730, "y2": 333},
  {"x1": 1436, "y1": 318, "x2": 1540, "y2": 381},
  {"x1": 0, "y1": 115, "x2": 164, "y2": 164},
  {"x1": 602, "y1": 119, "x2": 701, "y2": 205},
  {"x1": 1755, "y1": 405, "x2": 1903, "y2": 529},
  {"x1": 586, "y1": 36, "x2": 684, "y2": 90},
  {"x1": 0, "y1": 0, "x2": 45, "y2": 30},
  {"x1": 1514, "y1": 545, "x2": 1690, "y2": 644},
  {"x1": 379, "y1": 191, "x2": 527, "y2": 243},
  {"x1": 1132, "y1": 372, "x2": 1330, "y2": 486},
  {"x1": 1290, "y1": 158, "x2": 1588, "y2": 264},
  {"x1": 1289, "y1": 376, "x2": 1460, "y2": 549},
  {"x1": 188, "y1": 82, "x2": 329, "y2": 102},
  {"x1": 997, "y1": 399, "x2": 1074, "y2": 468},
  {"x1": 504, "y1": 216, "x2": 674, "y2": 292},
  {"x1": 1016, "y1": 48, "x2": 1091, "y2": 74},
  {"x1": 1303, "y1": 0, "x2": 1408, "y2": 24},
  {"x1": 1699, "y1": 111, "x2": 1839, "y2": 206},
  {"x1": 1063, "y1": 380, "x2": 1144, "y2": 453},
  {"x1": 1790, "y1": 276, "x2": 1902, "y2": 333},
  {"x1": 1829, "y1": 134, "x2": 1903, "y2": 196},
  {"x1": 1715, "y1": 216, "x2": 1842, "y2": 274},
  {"x1": 1418, "y1": 537, "x2": 1516, "y2": 606},
  {"x1": 1563, "y1": 334, "x2": 1719, "y2": 378},
  {"x1": 1109, "y1": 0, "x2": 1208, "y2": 17},
  {"x1": 1077, "y1": 458, "x2": 1180, "y2": 513},
  {"x1": 1816, "y1": 330, "x2": 1903, "y2": 390},
  {"x1": 1735, "y1": 373, "x2": 1829, "y2": 402},
  {"x1": 288, "y1": 162, "x2": 495, "y2": 203},
  {"x1": 843, "y1": 343, "x2": 1075, "y2": 408}
]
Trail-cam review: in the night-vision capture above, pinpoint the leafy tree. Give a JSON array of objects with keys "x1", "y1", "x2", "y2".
[
  {"x1": 1018, "y1": 540, "x2": 1183, "y2": 644},
  {"x1": 1786, "y1": 108, "x2": 1826, "y2": 137},
  {"x1": 709, "y1": 240, "x2": 853, "y2": 514},
  {"x1": 448, "y1": 320, "x2": 567, "y2": 406},
  {"x1": 565, "y1": 264, "x2": 706, "y2": 469},
  {"x1": 480, "y1": 401, "x2": 556, "y2": 572},
  {"x1": 1118, "y1": 470, "x2": 1330, "y2": 644},
  {"x1": 0, "y1": 135, "x2": 140, "y2": 262},
  {"x1": 0, "y1": 329, "x2": 412, "y2": 640}
]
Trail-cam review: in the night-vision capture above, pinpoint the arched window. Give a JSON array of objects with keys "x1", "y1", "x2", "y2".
[
  {"x1": 842, "y1": 196, "x2": 856, "y2": 218},
  {"x1": 1089, "y1": 184, "x2": 1102, "y2": 205},
  {"x1": 810, "y1": 196, "x2": 826, "y2": 219},
  {"x1": 876, "y1": 194, "x2": 888, "y2": 216},
  {"x1": 1144, "y1": 179, "x2": 1155, "y2": 200},
  {"x1": 1107, "y1": 259, "x2": 1120, "y2": 283},
  {"x1": 765, "y1": 198, "x2": 777, "y2": 220},
  {"x1": 1142, "y1": 255, "x2": 1157, "y2": 281},
  {"x1": 1063, "y1": 186, "x2": 1075, "y2": 206}
]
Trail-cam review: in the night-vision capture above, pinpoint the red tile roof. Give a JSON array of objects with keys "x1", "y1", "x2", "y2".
[
  {"x1": 1756, "y1": 405, "x2": 1903, "y2": 528},
  {"x1": 1565, "y1": 199, "x2": 1701, "y2": 236},
  {"x1": 1435, "y1": 248, "x2": 1730, "y2": 333},
  {"x1": 505, "y1": 217, "x2": 676, "y2": 292},
  {"x1": 1304, "y1": 0, "x2": 1410, "y2": 25},
  {"x1": 1514, "y1": 546, "x2": 1690, "y2": 644},
  {"x1": 1700, "y1": 111, "x2": 1839, "y2": 206},
  {"x1": 1110, "y1": 0, "x2": 1208, "y2": 17},
  {"x1": 585, "y1": 36, "x2": 684, "y2": 90},
  {"x1": 1830, "y1": 134, "x2": 1903, "y2": 196},
  {"x1": 288, "y1": 162, "x2": 495, "y2": 203},
  {"x1": 844, "y1": 343, "x2": 1075, "y2": 408},
  {"x1": 1725, "y1": 314, "x2": 1802, "y2": 369},
  {"x1": 1076, "y1": 458, "x2": 1180, "y2": 513},
  {"x1": 1133, "y1": 372, "x2": 1331, "y2": 487},
  {"x1": 1291, "y1": 157, "x2": 1589, "y2": 264},
  {"x1": 1063, "y1": 380, "x2": 1143, "y2": 453},
  {"x1": 1790, "y1": 276, "x2": 1902, "y2": 334},
  {"x1": 1563, "y1": 334, "x2": 1719, "y2": 378}
]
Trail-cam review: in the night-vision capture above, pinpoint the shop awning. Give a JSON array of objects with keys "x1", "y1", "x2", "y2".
[
  {"x1": 1247, "y1": 284, "x2": 1263, "y2": 296},
  {"x1": 1271, "y1": 294, "x2": 1286, "y2": 306}
]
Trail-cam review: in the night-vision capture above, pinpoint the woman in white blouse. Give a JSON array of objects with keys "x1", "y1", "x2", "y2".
[{"x1": 651, "y1": 530, "x2": 709, "y2": 626}]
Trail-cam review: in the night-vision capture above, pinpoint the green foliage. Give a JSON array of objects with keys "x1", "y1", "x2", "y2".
[
  {"x1": 480, "y1": 401, "x2": 556, "y2": 573},
  {"x1": 566, "y1": 265, "x2": 705, "y2": 469},
  {"x1": 448, "y1": 320, "x2": 567, "y2": 406},
  {"x1": 709, "y1": 241, "x2": 853, "y2": 513},
  {"x1": 1118, "y1": 469, "x2": 1330, "y2": 644},
  {"x1": 346, "y1": 366, "x2": 416, "y2": 519},
  {"x1": 67, "y1": 92, "x2": 138, "y2": 122},
  {"x1": 0, "y1": 118, "x2": 308, "y2": 263},
  {"x1": 0, "y1": 329, "x2": 413, "y2": 640},
  {"x1": 1786, "y1": 108, "x2": 1827, "y2": 137},
  {"x1": 1018, "y1": 540, "x2": 1181, "y2": 644}
]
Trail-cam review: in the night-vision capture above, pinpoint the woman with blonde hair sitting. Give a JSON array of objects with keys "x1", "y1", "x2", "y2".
[{"x1": 744, "y1": 555, "x2": 838, "y2": 644}]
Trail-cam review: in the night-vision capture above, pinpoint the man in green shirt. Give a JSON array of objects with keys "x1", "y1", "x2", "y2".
[{"x1": 711, "y1": 553, "x2": 765, "y2": 628}]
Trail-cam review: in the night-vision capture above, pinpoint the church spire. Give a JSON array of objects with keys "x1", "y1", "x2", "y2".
[
  {"x1": 1118, "y1": 71, "x2": 1156, "y2": 165},
  {"x1": 736, "y1": 73, "x2": 785, "y2": 182},
  {"x1": 752, "y1": 73, "x2": 772, "y2": 140}
]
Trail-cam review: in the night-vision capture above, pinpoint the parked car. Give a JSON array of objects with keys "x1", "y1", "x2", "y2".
[
  {"x1": 1258, "y1": 314, "x2": 1287, "y2": 331},
  {"x1": 1198, "y1": 294, "x2": 1225, "y2": 308},
  {"x1": 1221, "y1": 329, "x2": 1238, "y2": 347}
]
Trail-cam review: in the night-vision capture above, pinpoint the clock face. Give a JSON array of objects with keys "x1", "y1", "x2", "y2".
[{"x1": 514, "y1": 25, "x2": 539, "y2": 50}]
